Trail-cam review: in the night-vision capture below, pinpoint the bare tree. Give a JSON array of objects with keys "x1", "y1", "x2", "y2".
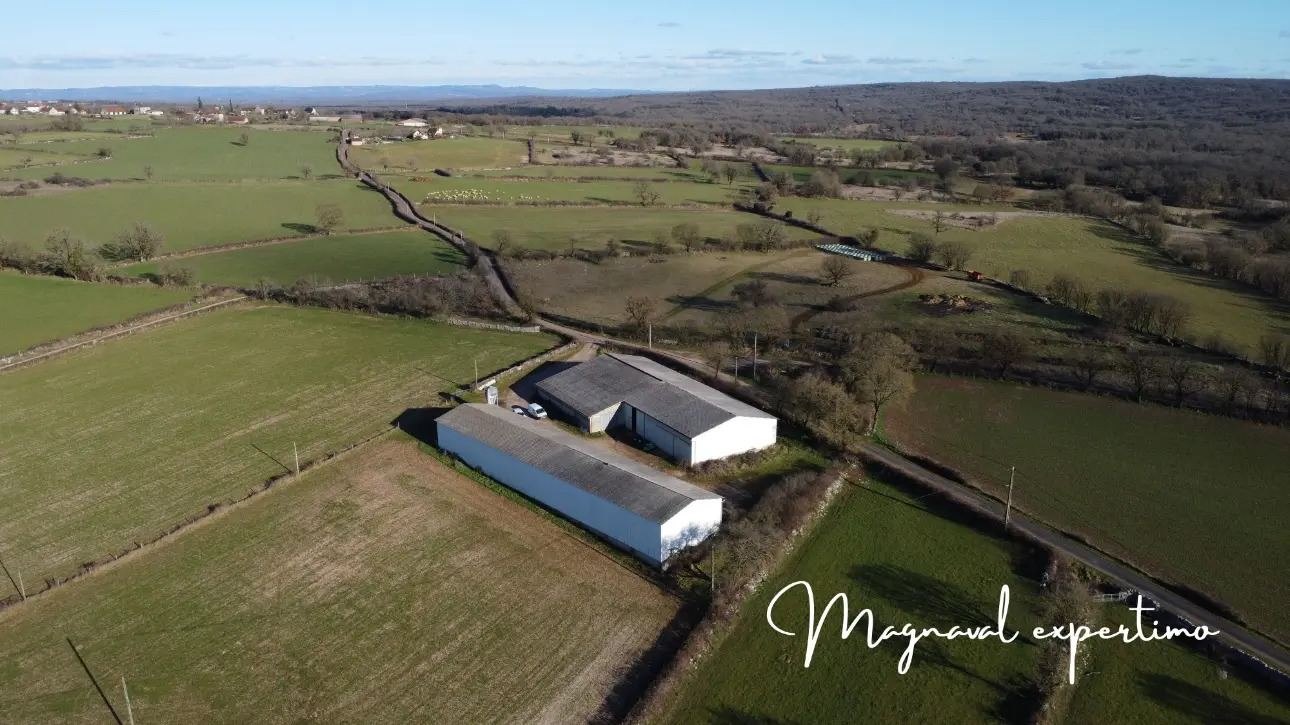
[
  {"x1": 238, "y1": 132, "x2": 250, "y2": 146},
  {"x1": 722, "y1": 164, "x2": 739, "y2": 185},
  {"x1": 624, "y1": 296, "x2": 657, "y2": 332},
  {"x1": 299, "y1": 163, "x2": 315, "y2": 180},
  {"x1": 932, "y1": 209, "x2": 946, "y2": 234},
  {"x1": 107, "y1": 221, "x2": 164, "y2": 262},
  {"x1": 633, "y1": 180, "x2": 661, "y2": 207},
  {"x1": 143, "y1": 165, "x2": 154, "y2": 181},
  {"x1": 1164, "y1": 356, "x2": 1208, "y2": 406},
  {"x1": 315, "y1": 203, "x2": 344, "y2": 235},
  {"x1": 907, "y1": 233, "x2": 936, "y2": 263},
  {"x1": 1071, "y1": 349, "x2": 1110, "y2": 391},
  {"x1": 982, "y1": 332, "x2": 1030, "y2": 378},
  {"x1": 1009, "y1": 269, "x2": 1032, "y2": 290},
  {"x1": 1258, "y1": 332, "x2": 1290, "y2": 370},
  {"x1": 821, "y1": 256, "x2": 852, "y2": 286},
  {"x1": 842, "y1": 332, "x2": 917, "y2": 434},
  {"x1": 491, "y1": 229, "x2": 514, "y2": 256},
  {"x1": 671, "y1": 222, "x2": 702, "y2": 252},
  {"x1": 1121, "y1": 350, "x2": 1158, "y2": 402},
  {"x1": 936, "y1": 241, "x2": 973, "y2": 271},
  {"x1": 854, "y1": 227, "x2": 880, "y2": 250}
]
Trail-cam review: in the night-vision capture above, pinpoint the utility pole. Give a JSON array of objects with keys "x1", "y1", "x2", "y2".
[
  {"x1": 752, "y1": 333, "x2": 758, "y2": 381},
  {"x1": 474, "y1": 356, "x2": 479, "y2": 388},
  {"x1": 1004, "y1": 466, "x2": 1015, "y2": 530},
  {"x1": 648, "y1": 323, "x2": 652, "y2": 350},
  {"x1": 293, "y1": 442, "x2": 300, "y2": 475},
  {"x1": 17, "y1": 570, "x2": 23, "y2": 601}
]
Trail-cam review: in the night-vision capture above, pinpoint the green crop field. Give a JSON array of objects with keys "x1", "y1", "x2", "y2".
[
  {"x1": 0, "y1": 305, "x2": 558, "y2": 587},
  {"x1": 501, "y1": 124, "x2": 646, "y2": 143},
  {"x1": 778, "y1": 198, "x2": 1290, "y2": 349},
  {"x1": 0, "y1": 180, "x2": 394, "y2": 252},
  {"x1": 6, "y1": 127, "x2": 341, "y2": 182},
  {"x1": 662, "y1": 477, "x2": 1047, "y2": 723},
  {"x1": 422, "y1": 205, "x2": 814, "y2": 252},
  {"x1": 0, "y1": 436, "x2": 679, "y2": 723},
  {"x1": 0, "y1": 271, "x2": 194, "y2": 355},
  {"x1": 118, "y1": 229, "x2": 464, "y2": 287},
  {"x1": 352, "y1": 137, "x2": 528, "y2": 171},
  {"x1": 472, "y1": 164, "x2": 709, "y2": 182},
  {"x1": 883, "y1": 377, "x2": 1290, "y2": 645},
  {"x1": 384, "y1": 174, "x2": 748, "y2": 207}
]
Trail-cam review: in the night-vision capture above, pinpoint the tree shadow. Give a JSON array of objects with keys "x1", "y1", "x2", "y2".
[
  {"x1": 849, "y1": 563, "x2": 992, "y2": 629},
  {"x1": 590, "y1": 601, "x2": 707, "y2": 725},
  {"x1": 282, "y1": 222, "x2": 319, "y2": 234},
  {"x1": 665, "y1": 294, "x2": 737, "y2": 313},
  {"x1": 1137, "y1": 673, "x2": 1290, "y2": 724}
]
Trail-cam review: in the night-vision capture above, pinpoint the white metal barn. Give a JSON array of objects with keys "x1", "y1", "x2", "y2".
[
  {"x1": 435, "y1": 404, "x2": 723, "y2": 566},
  {"x1": 534, "y1": 353, "x2": 777, "y2": 465}
]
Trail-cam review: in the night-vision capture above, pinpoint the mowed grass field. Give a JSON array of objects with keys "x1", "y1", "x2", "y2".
[
  {"x1": 386, "y1": 174, "x2": 749, "y2": 207},
  {"x1": 0, "y1": 437, "x2": 680, "y2": 723},
  {"x1": 0, "y1": 271, "x2": 194, "y2": 355},
  {"x1": 118, "y1": 229, "x2": 464, "y2": 287},
  {"x1": 424, "y1": 205, "x2": 815, "y2": 252},
  {"x1": 352, "y1": 137, "x2": 527, "y2": 171},
  {"x1": 883, "y1": 377, "x2": 1290, "y2": 645},
  {"x1": 0, "y1": 180, "x2": 394, "y2": 252},
  {"x1": 662, "y1": 477, "x2": 1046, "y2": 724},
  {"x1": 778, "y1": 198, "x2": 1290, "y2": 348},
  {"x1": 6, "y1": 127, "x2": 341, "y2": 182},
  {"x1": 0, "y1": 146, "x2": 87, "y2": 169},
  {"x1": 0, "y1": 305, "x2": 558, "y2": 586}
]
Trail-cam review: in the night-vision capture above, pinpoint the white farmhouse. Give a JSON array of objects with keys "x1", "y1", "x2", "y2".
[
  {"x1": 535, "y1": 353, "x2": 777, "y2": 465},
  {"x1": 396, "y1": 117, "x2": 429, "y2": 128},
  {"x1": 436, "y1": 403, "x2": 722, "y2": 566}
]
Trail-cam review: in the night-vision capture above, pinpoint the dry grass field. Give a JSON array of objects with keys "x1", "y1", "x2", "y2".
[{"x1": 0, "y1": 436, "x2": 680, "y2": 723}]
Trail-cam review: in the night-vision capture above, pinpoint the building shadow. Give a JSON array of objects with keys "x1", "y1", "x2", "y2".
[
  {"x1": 510, "y1": 360, "x2": 579, "y2": 403},
  {"x1": 1137, "y1": 673, "x2": 1290, "y2": 724},
  {"x1": 391, "y1": 406, "x2": 453, "y2": 446}
]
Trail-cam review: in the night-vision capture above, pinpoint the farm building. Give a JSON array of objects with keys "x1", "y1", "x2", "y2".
[
  {"x1": 436, "y1": 403, "x2": 722, "y2": 566},
  {"x1": 535, "y1": 353, "x2": 777, "y2": 465},
  {"x1": 817, "y1": 243, "x2": 887, "y2": 262},
  {"x1": 340, "y1": 113, "x2": 363, "y2": 123},
  {"x1": 397, "y1": 118, "x2": 429, "y2": 127},
  {"x1": 100, "y1": 106, "x2": 127, "y2": 116}
]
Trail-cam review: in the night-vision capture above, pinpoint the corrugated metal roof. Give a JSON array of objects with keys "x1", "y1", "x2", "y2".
[
  {"x1": 534, "y1": 353, "x2": 774, "y2": 439},
  {"x1": 436, "y1": 404, "x2": 720, "y2": 523}
]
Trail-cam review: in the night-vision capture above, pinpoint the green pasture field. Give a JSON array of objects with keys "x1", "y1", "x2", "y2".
[
  {"x1": 4, "y1": 127, "x2": 341, "y2": 182},
  {"x1": 352, "y1": 137, "x2": 528, "y2": 171},
  {"x1": 0, "y1": 180, "x2": 395, "y2": 252},
  {"x1": 883, "y1": 377, "x2": 1290, "y2": 645},
  {"x1": 660, "y1": 473, "x2": 1290, "y2": 723},
  {"x1": 118, "y1": 229, "x2": 464, "y2": 287},
  {"x1": 777, "y1": 198, "x2": 1290, "y2": 349},
  {"x1": 1067, "y1": 604, "x2": 1290, "y2": 723},
  {"x1": 776, "y1": 136, "x2": 901, "y2": 152},
  {"x1": 0, "y1": 117, "x2": 153, "y2": 133},
  {"x1": 472, "y1": 164, "x2": 709, "y2": 182},
  {"x1": 385, "y1": 174, "x2": 749, "y2": 207},
  {"x1": 0, "y1": 436, "x2": 679, "y2": 723},
  {"x1": 0, "y1": 305, "x2": 558, "y2": 586},
  {"x1": 425, "y1": 205, "x2": 814, "y2": 252},
  {"x1": 8, "y1": 130, "x2": 127, "y2": 143},
  {"x1": 0, "y1": 271, "x2": 193, "y2": 355},
  {"x1": 662, "y1": 476, "x2": 1047, "y2": 723},
  {"x1": 0, "y1": 146, "x2": 86, "y2": 169}
]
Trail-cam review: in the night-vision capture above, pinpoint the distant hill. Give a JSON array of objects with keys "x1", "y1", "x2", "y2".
[{"x1": 0, "y1": 85, "x2": 647, "y2": 105}]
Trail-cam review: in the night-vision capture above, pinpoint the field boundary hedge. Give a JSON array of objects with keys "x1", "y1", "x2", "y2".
[{"x1": 105, "y1": 224, "x2": 417, "y2": 268}]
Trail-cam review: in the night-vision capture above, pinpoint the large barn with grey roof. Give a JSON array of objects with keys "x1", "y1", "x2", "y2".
[
  {"x1": 534, "y1": 353, "x2": 777, "y2": 465},
  {"x1": 435, "y1": 403, "x2": 722, "y2": 566}
]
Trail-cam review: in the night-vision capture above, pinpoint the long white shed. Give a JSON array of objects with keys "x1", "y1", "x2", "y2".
[{"x1": 435, "y1": 404, "x2": 722, "y2": 566}]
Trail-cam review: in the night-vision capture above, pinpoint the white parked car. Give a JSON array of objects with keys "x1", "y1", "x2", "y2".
[{"x1": 527, "y1": 403, "x2": 548, "y2": 419}]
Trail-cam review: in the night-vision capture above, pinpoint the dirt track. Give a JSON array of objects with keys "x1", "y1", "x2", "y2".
[{"x1": 789, "y1": 262, "x2": 926, "y2": 329}]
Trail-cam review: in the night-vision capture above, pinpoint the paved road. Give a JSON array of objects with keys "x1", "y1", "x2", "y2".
[{"x1": 337, "y1": 134, "x2": 1290, "y2": 678}]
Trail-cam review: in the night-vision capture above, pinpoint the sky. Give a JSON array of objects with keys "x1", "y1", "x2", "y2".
[{"x1": 2, "y1": 0, "x2": 1288, "y2": 90}]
